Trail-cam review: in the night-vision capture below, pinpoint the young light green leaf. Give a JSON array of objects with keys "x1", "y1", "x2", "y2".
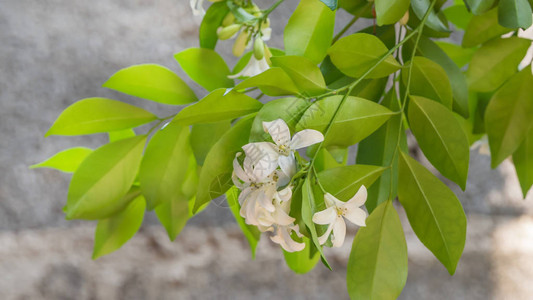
[
  {"x1": 194, "y1": 115, "x2": 254, "y2": 213},
  {"x1": 199, "y1": 1, "x2": 229, "y2": 49},
  {"x1": 398, "y1": 152, "x2": 467, "y2": 275},
  {"x1": 403, "y1": 56, "x2": 453, "y2": 109},
  {"x1": 92, "y1": 195, "x2": 145, "y2": 259},
  {"x1": 270, "y1": 56, "x2": 329, "y2": 97},
  {"x1": 313, "y1": 148, "x2": 344, "y2": 172},
  {"x1": 174, "y1": 48, "x2": 234, "y2": 91},
  {"x1": 463, "y1": 8, "x2": 513, "y2": 48},
  {"x1": 284, "y1": 0, "x2": 336, "y2": 64},
  {"x1": 30, "y1": 147, "x2": 93, "y2": 173},
  {"x1": 513, "y1": 127, "x2": 533, "y2": 198},
  {"x1": 411, "y1": 0, "x2": 450, "y2": 32},
  {"x1": 108, "y1": 129, "x2": 135, "y2": 143},
  {"x1": 408, "y1": 96, "x2": 470, "y2": 190},
  {"x1": 46, "y1": 98, "x2": 157, "y2": 137},
  {"x1": 66, "y1": 136, "x2": 147, "y2": 220},
  {"x1": 227, "y1": 187, "x2": 261, "y2": 258},
  {"x1": 443, "y1": 4, "x2": 472, "y2": 29},
  {"x1": 349, "y1": 78, "x2": 389, "y2": 103},
  {"x1": 328, "y1": 33, "x2": 401, "y2": 79},
  {"x1": 499, "y1": 0, "x2": 533, "y2": 29},
  {"x1": 234, "y1": 67, "x2": 300, "y2": 96},
  {"x1": 465, "y1": 0, "x2": 497, "y2": 15},
  {"x1": 317, "y1": 165, "x2": 385, "y2": 201},
  {"x1": 347, "y1": 200, "x2": 408, "y2": 300},
  {"x1": 375, "y1": 0, "x2": 410, "y2": 26},
  {"x1": 173, "y1": 89, "x2": 262, "y2": 125},
  {"x1": 486, "y1": 69, "x2": 533, "y2": 168},
  {"x1": 467, "y1": 37, "x2": 531, "y2": 92},
  {"x1": 249, "y1": 97, "x2": 311, "y2": 142},
  {"x1": 140, "y1": 122, "x2": 194, "y2": 209},
  {"x1": 296, "y1": 95, "x2": 395, "y2": 147},
  {"x1": 435, "y1": 42, "x2": 476, "y2": 68},
  {"x1": 102, "y1": 64, "x2": 197, "y2": 105},
  {"x1": 283, "y1": 236, "x2": 320, "y2": 273},
  {"x1": 155, "y1": 193, "x2": 191, "y2": 241},
  {"x1": 190, "y1": 121, "x2": 232, "y2": 166}
]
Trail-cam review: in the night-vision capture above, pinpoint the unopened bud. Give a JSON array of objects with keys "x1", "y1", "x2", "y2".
[
  {"x1": 217, "y1": 24, "x2": 241, "y2": 40},
  {"x1": 233, "y1": 29, "x2": 250, "y2": 57},
  {"x1": 254, "y1": 37, "x2": 265, "y2": 60},
  {"x1": 222, "y1": 12, "x2": 235, "y2": 27},
  {"x1": 400, "y1": 11, "x2": 409, "y2": 26},
  {"x1": 264, "y1": 44, "x2": 272, "y2": 65}
]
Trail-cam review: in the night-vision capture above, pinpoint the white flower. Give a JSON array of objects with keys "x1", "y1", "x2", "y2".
[
  {"x1": 228, "y1": 56, "x2": 270, "y2": 79},
  {"x1": 312, "y1": 186, "x2": 368, "y2": 248},
  {"x1": 189, "y1": 0, "x2": 205, "y2": 16},
  {"x1": 270, "y1": 224, "x2": 305, "y2": 252}
]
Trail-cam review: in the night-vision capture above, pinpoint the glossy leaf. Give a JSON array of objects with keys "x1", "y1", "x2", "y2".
[
  {"x1": 435, "y1": 41, "x2": 476, "y2": 68},
  {"x1": 283, "y1": 236, "x2": 320, "y2": 273},
  {"x1": 108, "y1": 129, "x2": 136, "y2": 143},
  {"x1": 498, "y1": 0, "x2": 533, "y2": 29},
  {"x1": 485, "y1": 69, "x2": 533, "y2": 168},
  {"x1": 174, "y1": 48, "x2": 234, "y2": 91},
  {"x1": 408, "y1": 96, "x2": 470, "y2": 189},
  {"x1": 173, "y1": 89, "x2": 262, "y2": 125},
  {"x1": 347, "y1": 200, "x2": 408, "y2": 300},
  {"x1": 103, "y1": 64, "x2": 196, "y2": 105},
  {"x1": 46, "y1": 98, "x2": 157, "y2": 137},
  {"x1": 465, "y1": 0, "x2": 497, "y2": 15},
  {"x1": 375, "y1": 0, "x2": 410, "y2": 25},
  {"x1": 403, "y1": 56, "x2": 453, "y2": 109},
  {"x1": 398, "y1": 152, "x2": 467, "y2": 275},
  {"x1": 411, "y1": 0, "x2": 450, "y2": 32},
  {"x1": 199, "y1": 1, "x2": 229, "y2": 49},
  {"x1": 513, "y1": 127, "x2": 533, "y2": 198},
  {"x1": 155, "y1": 193, "x2": 191, "y2": 241},
  {"x1": 92, "y1": 195, "x2": 145, "y2": 259},
  {"x1": 235, "y1": 67, "x2": 300, "y2": 96},
  {"x1": 30, "y1": 147, "x2": 93, "y2": 173},
  {"x1": 463, "y1": 9, "x2": 513, "y2": 48},
  {"x1": 249, "y1": 97, "x2": 310, "y2": 142},
  {"x1": 227, "y1": 187, "x2": 261, "y2": 258},
  {"x1": 194, "y1": 116, "x2": 254, "y2": 212},
  {"x1": 270, "y1": 56, "x2": 328, "y2": 97},
  {"x1": 349, "y1": 78, "x2": 388, "y2": 103},
  {"x1": 338, "y1": 0, "x2": 373, "y2": 17},
  {"x1": 140, "y1": 122, "x2": 194, "y2": 209},
  {"x1": 317, "y1": 165, "x2": 385, "y2": 201},
  {"x1": 443, "y1": 4, "x2": 472, "y2": 29},
  {"x1": 328, "y1": 33, "x2": 401, "y2": 79},
  {"x1": 66, "y1": 136, "x2": 147, "y2": 220},
  {"x1": 190, "y1": 121, "x2": 231, "y2": 165},
  {"x1": 284, "y1": 0, "x2": 336, "y2": 64},
  {"x1": 467, "y1": 37, "x2": 530, "y2": 92},
  {"x1": 296, "y1": 95, "x2": 394, "y2": 147}
]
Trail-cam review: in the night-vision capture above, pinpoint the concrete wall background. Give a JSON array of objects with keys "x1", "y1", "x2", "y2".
[{"x1": 1, "y1": 0, "x2": 532, "y2": 299}]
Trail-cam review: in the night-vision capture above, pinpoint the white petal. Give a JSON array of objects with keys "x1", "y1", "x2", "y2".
[
  {"x1": 232, "y1": 154, "x2": 251, "y2": 183},
  {"x1": 261, "y1": 27, "x2": 272, "y2": 41},
  {"x1": 345, "y1": 185, "x2": 367, "y2": 208},
  {"x1": 277, "y1": 186, "x2": 293, "y2": 202},
  {"x1": 272, "y1": 208, "x2": 295, "y2": 226},
  {"x1": 344, "y1": 207, "x2": 367, "y2": 227},
  {"x1": 324, "y1": 193, "x2": 343, "y2": 208},
  {"x1": 312, "y1": 207, "x2": 336, "y2": 225},
  {"x1": 242, "y1": 142, "x2": 279, "y2": 180},
  {"x1": 189, "y1": 0, "x2": 205, "y2": 16},
  {"x1": 238, "y1": 187, "x2": 253, "y2": 206},
  {"x1": 263, "y1": 119, "x2": 291, "y2": 146},
  {"x1": 272, "y1": 226, "x2": 305, "y2": 252},
  {"x1": 332, "y1": 217, "x2": 346, "y2": 248},
  {"x1": 279, "y1": 152, "x2": 296, "y2": 178},
  {"x1": 276, "y1": 170, "x2": 291, "y2": 187},
  {"x1": 232, "y1": 172, "x2": 247, "y2": 190},
  {"x1": 258, "y1": 186, "x2": 276, "y2": 212},
  {"x1": 317, "y1": 222, "x2": 334, "y2": 245},
  {"x1": 290, "y1": 224, "x2": 304, "y2": 238},
  {"x1": 289, "y1": 129, "x2": 324, "y2": 150}
]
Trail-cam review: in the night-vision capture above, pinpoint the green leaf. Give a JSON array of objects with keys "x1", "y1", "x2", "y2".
[
  {"x1": 403, "y1": 56, "x2": 453, "y2": 109},
  {"x1": 249, "y1": 97, "x2": 311, "y2": 142},
  {"x1": 155, "y1": 193, "x2": 191, "y2": 241},
  {"x1": 339, "y1": 0, "x2": 374, "y2": 18},
  {"x1": 347, "y1": 200, "x2": 408, "y2": 300},
  {"x1": 317, "y1": 165, "x2": 385, "y2": 201},
  {"x1": 463, "y1": 8, "x2": 513, "y2": 48},
  {"x1": 375, "y1": 0, "x2": 410, "y2": 26},
  {"x1": 92, "y1": 195, "x2": 145, "y2": 259},
  {"x1": 349, "y1": 78, "x2": 389, "y2": 103},
  {"x1": 108, "y1": 129, "x2": 136, "y2": 143},
  {"x1": 174, "y1": 48, "x2": 234, "y2": 91},
  {"x1": 398, "y1": 152, "x2": 467, "y2": 275},
  {"x1": 270, "y1": 56, "x2": 329, "y2": 97},
  {"x1": 301, "y1": 178, "x2": 331, "y2": 269},
  {"x1": 486, "y1": 68, "x2": 533, "y2": 168},
  {"x1": 467, "y1": 37, "x2": 530, "y2": 93},
  {"x1": 435, "y1": 42, "x2": 476, "y2": 68},
  {"x1": 499, "y1": 0, "x2": 533, "y2": 29},
  {"x1": 234, "y1": 67, "x2": 300, "y2": 96},
  {"x1": 46, "y1": 98, "x2": 157, "y2": 137},
  {"x1": 226, "y1": 187, "x2": 261, "y2": 258},
  {"x1": 319, "y1": 0, "x2": 338, "y2": 10},
  {"x1": 194, "y1": 116, "x2": 254, "y2": 213},
  {"x1": 190, "y1": 121, "x2": 232, "y2": 166},
  {"x1": 313, "y1": 148, "x2": 344, "y2": 172},
  {"x1": 513, "y1": 126, "x2": 533, "y2": 198},
  {"x1": 328, "y1": 33, "x2": 401, "y2": 79},
  {"x1": 356, "y1": 93, "x2": 406, "y2": 213},
  {"x1": 284, "y1": 0, "x2": 336, "y2": 64},
  {"x1": 296, "y1": 95, "x2": 395, "y2": 147},
  {"x1": 140, "y1": 122, "x2": 195, "y2": 209},
  {"x1": 66, "y1": 136, "x2": 147, "y2": 220},
  {"x1": 408, "y1": 96, "x2": 470, "y2": 190},
  {"x1": 199, "y1": 1, "x2": 229, "y2": 49},
  {"x1": 103, "y1": 64, "x2": 197, "y2": 105},
  {"x1": 173, "y1": 89, "x2": 262, "y2": 125},
  {"x1": 30, "y1": 147, "x2": 93, "y2": 173},
  {"x1": 465, "y1": 0, "x2": 497, "y2": 15},
  {"x1": 411, "y1": 0, "x2": 450, "y2": 32},
  {"x1": 406, "y1": 7, "x2": 451, "y2": 38},
  {"x1": 283, "y1": 236, "x2": 320, "y2": 273},
  {"x1": 443, "y1": 4, "x2": 472, "y2": 30}
]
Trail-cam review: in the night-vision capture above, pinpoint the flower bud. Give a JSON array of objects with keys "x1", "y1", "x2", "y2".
[
  {"x1": 217, "y1": 24, "x2": 241, "y2": 40},
  {"x1": 400, "y1": 11, "x2": 409, "y2": 26},
  {"x1": 253, "y1": 37, "x2": 265, "y2": 60},
  {"x1": 264, "y1": 44, "x2": 273, "y2": 65},
  {"x1": 233, "y1": 29, "x2": 250, "y2": 57},
  {"x1": 222, "y1": 12, "x2": 235, "y2": 27}
]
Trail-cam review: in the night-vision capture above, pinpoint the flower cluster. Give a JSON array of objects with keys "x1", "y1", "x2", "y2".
[{"x1": 232, "y1": 119, "x2": 369, "y2": 252}]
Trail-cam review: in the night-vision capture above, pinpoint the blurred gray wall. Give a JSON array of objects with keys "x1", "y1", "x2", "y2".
[{"x1": 1, "y1": 0, "x2": 532, "y2": 299}]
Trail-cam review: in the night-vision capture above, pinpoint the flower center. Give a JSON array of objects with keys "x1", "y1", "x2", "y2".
[
  {"x1": 336, "y1": 207, "x2": 347, "y2": 217},
  {"x1": 277, "y1": 144, "x2": 290, "y2": 156}
]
